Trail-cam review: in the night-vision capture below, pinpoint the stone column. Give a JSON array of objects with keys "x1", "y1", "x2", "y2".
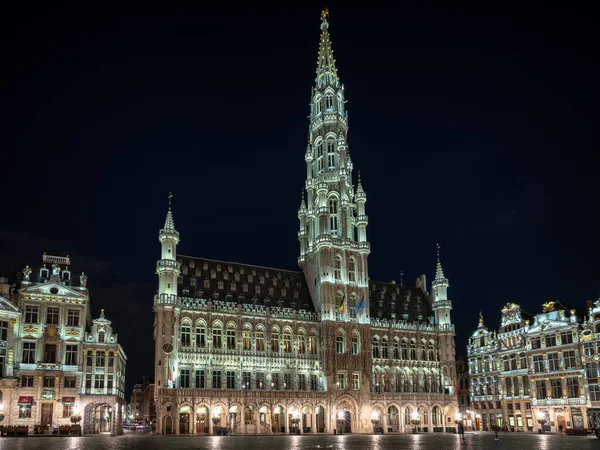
[
  {"x1": 285, "y1": 406, "x2": 289, "y2": 434},
  {"x1": 241, "y1": 404, "x2": 246, "y2": 435},
  {"x1": 174, "y1": 408, "x2": 180, "y2": 435},
  {"x1": 312, "y1": 411, "x2": 317, "y2": 433}
]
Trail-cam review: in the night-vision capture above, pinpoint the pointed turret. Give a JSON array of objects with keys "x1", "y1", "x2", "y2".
[
  {"x1": 315, "y1": 8, "x2": 340, "y2": 89},
  {"x1": 156, "y1": 193, "x2": 181, "y2": 304},
  {"x1": 432, "y1": 244, "x2": 452, "y2": 327}
]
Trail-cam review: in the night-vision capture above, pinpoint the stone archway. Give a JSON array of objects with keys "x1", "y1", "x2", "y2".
[
  {"x1": 335, "y1": 397, "x2": 358, "y2": 434},
  {"x1": 84, "y1": 402, "x2": 113, "y2": 434}
]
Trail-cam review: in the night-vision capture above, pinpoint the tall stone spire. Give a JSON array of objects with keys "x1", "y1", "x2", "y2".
[
  {"x1": 299, "y1": 9, "x2": 369, "y2": 324},
  {"x1": 315, "y1": 8, "x2": 340, "y2": 89},
  {"x1": 434, "y1": 243, "x2": 446, "y2": 282},
  {"x1": 164, "y1": 192, "x2": 176, "y2": 232},
  {"x1": 432, "y1": 243, "x2": 452, "y2": 326}
]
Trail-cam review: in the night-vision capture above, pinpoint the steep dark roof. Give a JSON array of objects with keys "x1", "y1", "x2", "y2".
[
  {"x1": 368, "y1": 281, "x2": 433, "y2": 323},
  {"x1": 176, "y1": 255, "x2": 314, "y2": 312}
]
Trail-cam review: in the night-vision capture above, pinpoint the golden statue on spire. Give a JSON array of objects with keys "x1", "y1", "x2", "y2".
[
  {"x1": 479, "y1": 311, "x2": 484, "y2": 325},
  {"x1": 321, "y1": 8, "x2": 329, "y2": 21}
]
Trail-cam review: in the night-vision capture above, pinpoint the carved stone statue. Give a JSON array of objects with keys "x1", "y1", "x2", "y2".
[
  {"x1": 22, "y1": 265, "x2": 32, "y2": 281},
  {"x1": 80, "y1": 272, "x2": 88, "y2": 287},
  {"x1": 52, "y1": 264, "x2": 60, "y2": 276}
]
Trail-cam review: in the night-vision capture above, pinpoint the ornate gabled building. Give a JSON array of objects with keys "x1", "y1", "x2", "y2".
[
  {"x1": 153, "y1": 10, "x2": 458, "y2": 435},
  {"x1": 0, "y1": 254, "x2": 126, "y2": 435},
  {"x1": 468, "y1": 302, "x2": 587, "y2": 433}
]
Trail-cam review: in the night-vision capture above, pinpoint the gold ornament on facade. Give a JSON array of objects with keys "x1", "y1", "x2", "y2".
[
  {"x1": 542, "y1": 301, "x2": 557, "y2": 312},
  {"x1": 65, "y1": 329, "x2": 80, "y2": 336},
  {"x1": 23, "y1": 327, "x2": 38, "y2": 333}
]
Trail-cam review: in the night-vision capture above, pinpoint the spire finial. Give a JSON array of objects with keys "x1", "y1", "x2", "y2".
[
  {"x1": 321, "y1": 8, "x2": 329, "y2": 22},
  {"x1": 301, "y1": 189, "x2": 305, "y2": 201},
  {"x1": 479, "y1": 311, "x2": 484, "y2": 326},
  {"x1": 168, "y1": 192, "x2": 173, "y2": 210},
  {"x1": 436, "y1": 243, "x2": 440, "y2": 262},
  {"x1": 358, "y1": 170, "x2": 361, "y2": 184},
  {"x1": 100, "y1": 308, "x2": 105, "y2": 318}
]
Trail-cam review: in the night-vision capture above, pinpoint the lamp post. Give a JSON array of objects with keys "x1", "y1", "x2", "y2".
[
  {"x1": 212, "y1": 407, "x2": 221, "y2": 435},
  {"x1": 411, "y1": 411, "x2": 420, "y2": 433},
  {"x1": 291, "y1": 409, "x2": 301, "y2": 434},
  {"x1": 370, "y1": 410, "x2": 381, "y2": 434}
]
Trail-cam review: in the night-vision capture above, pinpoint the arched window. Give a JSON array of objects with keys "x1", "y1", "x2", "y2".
[
  {"x1": 352, "y1": 331, "x2": 360, "y2": 355},
  {"x1": 404, "y1": 408, "x2": 412, "y2": 426},
  {"x1": 242, "y1": 325, "x2": 252, "y2": 351},
  {"x1": 348, "y1": 258, "x2": 356, "y2": 283},
  {"x1": 255, "y1": 326, "x2": 265, "y2": 352},
  {"x1": 271, "y1": 328, "x2": 280, "y2": 353},
  {"x1": 283, "y1": 328, "x2": 292, "y2": 353},
  {"x1": 180, "y1": 323, "x2": 191, "y2": 346},
  {"x1": 326, "y1": 139, "x2": 335, "y2": 170},
  {"x1": 329, "y1": 199, "x2": 339, "y2": 235},
  {"x1": 297, "y1": 330, "x2": 306, "y2": 354},
  {"x1": 212, "y1": 322, "x2": 223, "y2": 348},
  {"x1": 401, "y1": 339, "x2": 408, "y2": 359},
  {"x1": 428, "y1": 341, "x2": 435, "y2": 361},
  {"x1": 316, "y1": 140, "x2": 324, "y2": 174},
  {"x1": 325, "y1": 94, "x2": 333, "y2": 111},
  {"x1": 337, "y1": 94, "x2": 343, "y2": 114},
  {"x1": 334, "y1": 256, "x2": 341, "y2": 281},
  {"x1": 393, "y1": 339, "x2": 400, "y2": 359},
  {"x1": 226, "y1": 323, "x2": 236, "y2": 350},
  {"x1": 336, "y1": 330, "x2": 345, "y2": 354},
  {"x1": 420, "y1": 340, "x2": 426, "y2": 360},
  {"x1": 314, "y1": 96, "x2": 322, "y2": 116},
  {"x1": 348, "y1": 294, "x2": 357, "y2": 319},
  {"x1": 410, "y1": 339, "x2": 416, "y2": 360},
  {"x1": 381, "y1": 337, "x2": 388, "y2": 359},
  {"x1": 372, "y1": 337, "x2": 380, "y2": 358}
]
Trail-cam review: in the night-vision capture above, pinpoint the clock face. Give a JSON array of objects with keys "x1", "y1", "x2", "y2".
[{"x1": 162, "y1": 342, "x2": 173, "y2": 354}]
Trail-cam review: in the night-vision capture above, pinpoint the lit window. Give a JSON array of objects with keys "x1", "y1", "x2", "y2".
[{"x1": 334, "y1": 256, "x2": 341, "y2": 281}]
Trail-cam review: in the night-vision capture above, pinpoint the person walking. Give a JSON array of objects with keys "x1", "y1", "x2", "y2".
[{"x1": 458, "y1": 420, "x2": 465, "y2": 441}]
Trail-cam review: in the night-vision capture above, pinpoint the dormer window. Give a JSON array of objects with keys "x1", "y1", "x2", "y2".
[
  {"x1": 62, "y1": 271, "x2": 71, "y2": 281},
  {"x1": 259, "y1": 276, "x2": 265, "y2": 284},
  {"x1": 216, "y1": 264, "x2": 221, "y2": 272},
  {"x1": 210, "y1": 270, "x2": 216, "y2": 279},
  {"x1": 204, "y1": 279, "x2": 210, "y2": 289},
  {"x1": 98, "y1": 332, "x2": 105, "y2": 343},
  {"x1": 217, "y1": 280, "x2": 224, "y2": 290},
  {"x1": 314, "y1": 96, "x2": 322, "y2": 116},
  {"x1": 182, "y1": 266, "x2": 188, "y2": 275},
  {"x1": 268, "y1": 287, "x2": 274, "y2": 296},
  {"x1": 203, "y1": 262, "x2": 208, "y2": 270},
  {"x1": 190, "y1": 277, "x2": 196, "y2": 287},
  {"x1": 272, "y1": 278, "x2": 277, "y2": 286},
  {"x1": 242, "y1": 283, "x2": 248, "y2": 293},
  {"x1": 189, "y1": 260, "x2": 195, "y2": 269},
  {"x1": 40, "y1": 268, "x2": 49, "y2": 278},
  {"x1": 254, "y1": 285, "x2": 260, "y2": 295},
  {"x1": 223, "y1": 272, "x2": 229, "y2": 280},
  {"x1": 248, "y1": 275, "x2": 253, "y2": 283}
]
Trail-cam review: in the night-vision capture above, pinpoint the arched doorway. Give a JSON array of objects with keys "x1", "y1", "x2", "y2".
[
  {"x1": 272, "y1": 406, "x2": 284, "y2": 433},
  {"x1": 316, "y1": 406, "x2": 326, "y2": 433},
  {"x1": 196, "y1": 406, "x2": 209, "y2": 433},
  {"x1": 179, "y1": 405, "x2": 191, "y2": 434},
  {"x1": 228, "y1": 405, "x2": 239, "y2": 433},
  {"x1": 163, "y1": 415, "x2": 173, "y2": 434},
  {"x1": 388, "y1": 406, "x2": 400, "y2": 432},
  {"x1": 557, "y1": 415, "x2": 567, "y2": 432},
  {"x1": 302, "y1": 406, "x2": 311, "y2": 433},
  {"x1": 336, "y1": 410, "x2": 351, "y2": 434}
]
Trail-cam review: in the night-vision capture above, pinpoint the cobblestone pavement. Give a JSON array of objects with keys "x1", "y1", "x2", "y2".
[{"x1": 1, "y1": 432, "x2": 599, "y2": 450}]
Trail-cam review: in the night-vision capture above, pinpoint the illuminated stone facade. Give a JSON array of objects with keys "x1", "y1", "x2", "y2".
[
  {"x1": 0, "y1": 255, "x2": 126, "y2": 435},
  {"x1": 468, "y1": 303, "x2": 587, "y2": 432},
  {"x1": 153, "y1": 11, "x2": 458, "y2": 435}
]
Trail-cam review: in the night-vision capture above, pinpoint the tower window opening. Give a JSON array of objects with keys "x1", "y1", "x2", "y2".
[
  {"x1": 315, "y1": 97, "x2": 322, "y2": 116},
  {"x1": 329, "y1": 199, "x2": 339, "y2": 236},
  {"x1": 327, "y1": 139, "x2": 335, "y2": 170},
  {"x1": 334, "y1": 256, "x2": 341, "y2": 281},
  {"x1": 348, "y1": 259, "x2": 356, "y2": 283},
  {"x1": 316, "y1": 141, "x2": 324, "y2": 174},
  {"x1": 325, "y1": 95, "x2": 333, "y2": 111}
]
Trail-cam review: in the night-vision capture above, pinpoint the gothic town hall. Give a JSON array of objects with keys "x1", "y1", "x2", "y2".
[{"x1": 153, "y1": 11, "x2": 459, "y2": 435}]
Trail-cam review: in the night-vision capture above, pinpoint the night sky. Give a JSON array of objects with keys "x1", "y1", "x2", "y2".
[{"x1": 1, "y1": 3, "x2": 598, "y2": 396}]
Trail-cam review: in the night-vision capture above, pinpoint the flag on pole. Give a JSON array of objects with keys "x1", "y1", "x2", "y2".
[
  {"x1": 454, "y1": 375, "x2": 461, "y2": 395},
  {"x1": 356, "y1": 296, "x2": 366, "y2": 313},
  {"x1": 338, "y1": 293, "x2": 346, "y2": 314}
]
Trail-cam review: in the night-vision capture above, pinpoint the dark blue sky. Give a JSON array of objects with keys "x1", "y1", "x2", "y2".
[{"x1": 1, "y1": 3, "x2": 598, "y2": 395}]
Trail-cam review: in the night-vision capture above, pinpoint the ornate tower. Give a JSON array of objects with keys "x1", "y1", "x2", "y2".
[
  {"x1": 298, "y1": 9, "x2": 370, "y2": 323},
  {"x1": 431, "y1": 244, "x2": 457, "y2": 394},
  {"x1": 154, "y1": 195, "x2": 181, "y2": 393}
]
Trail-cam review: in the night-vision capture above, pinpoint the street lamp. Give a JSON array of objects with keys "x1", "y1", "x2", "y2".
[
  {"x1": 291, "y1": 409, "x2": 301, "y2": 434},
  {"x1": 212, "y1": 407, "x2": 221, "y2": 434},
  {"x1": 370, "y1": 410, "x2": 381, "y2": 434},
  {"x1": 411, "y1": 411, "x2": 420, "y2": 433}
]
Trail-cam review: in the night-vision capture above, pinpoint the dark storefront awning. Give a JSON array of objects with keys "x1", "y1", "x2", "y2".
[
  {"x1": 62, "y1": 397, "x2": 76, "y2": 404},
  {"x1": 17, "y1": 396, "x2": 33, "y2": 405}
]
